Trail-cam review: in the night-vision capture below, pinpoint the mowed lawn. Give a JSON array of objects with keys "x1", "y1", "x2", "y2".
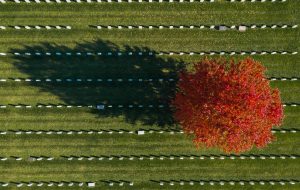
[{"x1": 0, "y1": 1, "x2": 299, "y2": 189}]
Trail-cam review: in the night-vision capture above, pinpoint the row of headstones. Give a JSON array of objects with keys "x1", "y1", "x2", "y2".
[
  {"x1": 0, "y1": 104, "x2": 298, "y2": 110},
  {"x1": 0, "y1": 129, "x2": 181, "y2": 135},
  {"x1": 0, "y1": 25, "x2": 71, "y2": 30},
  {"x1": 0, "y1": 104, "x2": 166, "y2": 109},
  {"x1": 0, "y1": 0, "x2": 288, "y2": 3},
  {"x1": 282, "y1": 103, "x2": 299, "y2": 107},
  {"x1": 0, "y1": 181, "x2": 133, "y2": 187},
  {"x1": 0, "y1": 129, "x2": 297, "y2": 135},
  {"x1": 1, "y1": 51, "x2": 297, "y2": 56},
  {"x1": 0, "y1": 154, "x2": 297, "y2": 161},
  {"x1": 0, "y1": 156, "x2": 54, "y2": 161},
  {"x1": 0, "y1": 78, "x2": 175, "y2": 82},
  {"x1": 0, "y1": 78, "x2": 298, "y2": 83},
  {"x1": 1, "y1": 51, "x2": 292, "y2": 56},
  {"x1": 157, "y1": 180, "x2": 297, "y2": 186},
  {"x1": 61, "y1": 154, "x2": 298, "y2": 160},
  {"x1": 94, "y1": 24, "x2": 297, "y2": 30},
  {"x1": 269, "y1": 78, "x2": 298, "y2": 81}
]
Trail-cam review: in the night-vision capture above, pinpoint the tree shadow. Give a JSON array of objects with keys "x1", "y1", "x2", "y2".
[{"x1": 10, "y1": 40, "x2": 184, "y2": 127}]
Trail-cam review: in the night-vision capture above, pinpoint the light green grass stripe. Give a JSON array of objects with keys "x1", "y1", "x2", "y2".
[
  {"x1": 0, "y1": 133, "x2": 297, "y2": 156},
  {"x1": 0, "y1": 160, "x2": 297, "y2": 190},
  {"x1": 0, "y1": 29, "x2": 298, "y2": 52},
  {"x1": 0, "y1": 1, "x2": 298, "y2": 26},
  {"x1": 0, "y1": 159, "x2": 298, "y2": 181}
]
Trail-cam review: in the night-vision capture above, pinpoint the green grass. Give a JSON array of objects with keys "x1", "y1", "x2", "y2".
[
  {"x1": 0, "y1": 1, "x2": 299, "y2": 189},
  {"x1": 0, "y1": 29, "x2": 298, "y2": 52},
  {"x1": 0, "y1": 159, "x2": 298, "y2": 181},
  {"x1": 0, "y1": 106, "x2": 298, "y2": 130},
  {"x1": 0, "y1": 133, "x2": 298, "y2": 156}
]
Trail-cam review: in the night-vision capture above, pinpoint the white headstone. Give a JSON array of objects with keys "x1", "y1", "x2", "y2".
[
  {"x1": 96, "y1": 105, "x2": 105, "y2": 110},
  {"x1": 238, "y1": 25, "x2": 246, "y2": 32}
]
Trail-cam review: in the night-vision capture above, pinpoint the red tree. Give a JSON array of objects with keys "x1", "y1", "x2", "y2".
[{"x1": 172, "y1": 58, "x2": 283, "y2": 153}]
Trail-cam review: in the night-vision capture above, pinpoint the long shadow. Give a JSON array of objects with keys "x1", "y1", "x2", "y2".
[{"x1": 10, "y1": 40, "x2": 184, "y2": 127}]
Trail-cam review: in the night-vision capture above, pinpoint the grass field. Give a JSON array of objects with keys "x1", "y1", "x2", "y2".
[{"x1": 0, "y1": 0, "x2": 299, "y2": 189}]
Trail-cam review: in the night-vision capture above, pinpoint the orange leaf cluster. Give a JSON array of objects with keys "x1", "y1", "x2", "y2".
[{"x1": 173, "y1": 58, "x2": 283, "y2": 153}]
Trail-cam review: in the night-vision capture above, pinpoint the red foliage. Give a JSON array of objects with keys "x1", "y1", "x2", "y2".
[{"x1": 172, "y1": 58, "x2": 283, "y2": 153}]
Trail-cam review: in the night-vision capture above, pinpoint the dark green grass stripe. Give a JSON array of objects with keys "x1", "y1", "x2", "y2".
[
  {"x1": 0, "y1": 159, "x2": 298, "y2": 181},
  {"x1": 0, "y1": 107, "x2": 297, "y2": 130}
]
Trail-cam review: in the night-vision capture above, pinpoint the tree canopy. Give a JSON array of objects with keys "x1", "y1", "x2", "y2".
[{"x1": 173, "y1": 58, "x2": 283, "y2": 153}]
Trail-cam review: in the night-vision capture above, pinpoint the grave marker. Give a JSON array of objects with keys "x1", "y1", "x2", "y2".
[{"x1": 238, "y1": 25, "x2": 246, "y2": 32}]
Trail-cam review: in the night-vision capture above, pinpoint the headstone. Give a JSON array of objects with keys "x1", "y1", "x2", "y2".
[
  {"x1": 87, "y1": 182, "x2": 96, "y2": 187},
  {"x1": 96, "y1": 104, "x2": 105, "y2": 110},
  {"x1": 15, "y1": 26, "x2": 21, "y2": 29},
  {"x1": 218, "y1": 25, "x2": 227, "y2": 31},
  {"x1": 238, "y1": 25, "x2": 246, "y2": 32}
]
